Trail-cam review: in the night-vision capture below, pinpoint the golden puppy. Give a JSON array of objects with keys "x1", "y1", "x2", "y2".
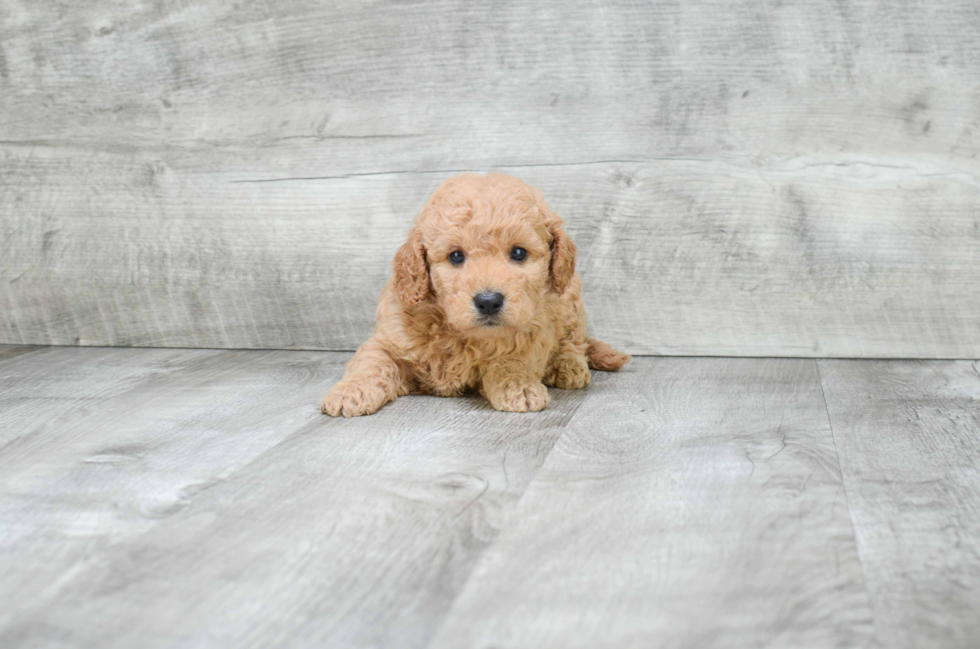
[{"x1": 320, "y1": 173, "x2": 630, "y2": 417}]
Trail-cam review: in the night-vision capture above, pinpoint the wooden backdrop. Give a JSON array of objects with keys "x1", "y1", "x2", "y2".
[{"x1": 2, "y1": 1, "x2": 979, "y2": 357}]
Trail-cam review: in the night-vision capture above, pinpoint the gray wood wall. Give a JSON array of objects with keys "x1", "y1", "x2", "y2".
[{"x1": 2, "y1": 1, "x2": 979, "y2": 357}]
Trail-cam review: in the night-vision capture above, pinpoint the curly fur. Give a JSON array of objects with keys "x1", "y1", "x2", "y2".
[{"x1": 321, "y1": 173, "x2": 630, "y2": 417}]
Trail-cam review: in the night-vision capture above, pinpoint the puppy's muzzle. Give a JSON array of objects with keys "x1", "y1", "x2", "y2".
[{"x1": 473, "y1": 291, "x2": 505, "y2": 324}]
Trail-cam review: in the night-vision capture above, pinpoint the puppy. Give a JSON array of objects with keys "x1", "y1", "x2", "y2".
[{"x1": 320, "y1": 173, "x2": 630, "y2": 417}]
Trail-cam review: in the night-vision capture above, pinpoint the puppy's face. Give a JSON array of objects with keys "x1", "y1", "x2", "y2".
[
  {"x1": 393, "y1": 174, "x2": 576, "y2": 337},
  {"x1": 427, "y1": 209, "x2": 551, "y2": 335}
]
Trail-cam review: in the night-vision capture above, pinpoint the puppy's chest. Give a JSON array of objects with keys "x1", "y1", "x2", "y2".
[
  {"x1": 407, "y1": 331, "x2": 556, "y2": 396},
  {"x1": 410, "y1": 348, "x2": 486, "y2": 396}
]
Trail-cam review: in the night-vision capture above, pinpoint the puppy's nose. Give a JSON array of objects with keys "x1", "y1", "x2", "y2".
[{"x1": 473, "y1": 291, "x2": 505, "y2": 317}]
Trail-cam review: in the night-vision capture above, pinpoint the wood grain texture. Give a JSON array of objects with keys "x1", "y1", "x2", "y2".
[
  {"x1": 3, "y1": 348, "x2": 978, "y2": 647},
  {"x1": 429, "y1": 359, "x2": 875, "y2": 648},
  {"x1": 2, "y1": 1, "x2": 980, "y2": 355},
  {"x1": 3, "y1": 152, "x2": 979, "y2": 356},
  {"x1": 0, "y1": 350, "x2": 588, "y2": 649},
  {"x1": 0, "y1": 347, "x2": 342, "y2": 635},
  {"x1": 819, "y1": 360, "x2": 980, "y2": 649},
  {"x1": 0, "y1": 345, "x2": 40, "y2": 362},
  {"x1": 0, "y1": 345, "x2": 215, "y2": 449},
  {"x1": 2, "y1": 1, "x2": 978, "y2": 160}
]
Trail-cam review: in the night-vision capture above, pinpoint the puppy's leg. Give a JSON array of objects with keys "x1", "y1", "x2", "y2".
[
  {"x1": 543, "y1": 338, "x2": 591, "y2": 390},
  {"x1": 481, "y1": 358, "x2": 550, "y2": 413},
  {"x1": 320, "y1": 338, "x2": 409, "y2": 417}
]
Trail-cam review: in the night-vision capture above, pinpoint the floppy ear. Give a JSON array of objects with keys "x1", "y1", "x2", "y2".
[
  {"x1": 392, "y1": 226, "x2": 429, "y2": 306},
  {"x1": 549, "y1": 221, "x2": 577, "y2": 295}
]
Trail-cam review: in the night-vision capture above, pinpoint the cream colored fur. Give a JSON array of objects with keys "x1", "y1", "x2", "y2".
[{"x1": 321, "y1": 173, "x2": 630, "y2": 417}]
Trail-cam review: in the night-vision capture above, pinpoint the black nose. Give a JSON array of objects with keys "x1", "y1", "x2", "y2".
[{"x1": 473, "y1": 291, "x2": 505, "y2": 317}]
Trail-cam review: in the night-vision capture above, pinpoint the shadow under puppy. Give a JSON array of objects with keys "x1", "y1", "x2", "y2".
[{"x1": 321, "y1": 173, "x2": 630, "y2": 417}]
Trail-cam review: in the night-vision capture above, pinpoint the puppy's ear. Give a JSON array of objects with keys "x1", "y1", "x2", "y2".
[
  {"x1": 549, "y1": 221, "x2": 577, "y2": 295},
  {"x1": 392, "y1": 226, "x2": 430, "y2": 306}
]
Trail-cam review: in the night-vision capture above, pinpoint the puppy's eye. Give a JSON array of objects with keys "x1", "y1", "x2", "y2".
[
  {"x1": 449, "y1": 250, "x2": 465, "y2": 265},
  {"x1": 510, "y1": 246, "x2": 528, "y2": 262}
]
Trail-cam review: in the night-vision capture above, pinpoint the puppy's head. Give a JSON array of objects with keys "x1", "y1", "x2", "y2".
[{"x1": 393, "y1": 173, "x2": 576, "y2": 337}]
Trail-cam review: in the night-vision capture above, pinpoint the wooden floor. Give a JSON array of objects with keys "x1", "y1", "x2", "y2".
[{"x1": 1, "y1": 346, "x2": 977, "y2": 648}]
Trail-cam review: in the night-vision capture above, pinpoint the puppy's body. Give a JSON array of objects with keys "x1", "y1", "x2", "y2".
[{"x1": 321, "y1": 173, "x2": 629, "y2": 417}]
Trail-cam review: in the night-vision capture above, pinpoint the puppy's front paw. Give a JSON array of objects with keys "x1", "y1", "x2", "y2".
[
  {"x1": 544, "y1": 354, "x2": 591, "y2": 390},
  {"x1": 487, "y1": 380, "x2": 550, "y2": 413},
  {"x1": 320, "y1": 381, "x2": 389, "y2": 417}
]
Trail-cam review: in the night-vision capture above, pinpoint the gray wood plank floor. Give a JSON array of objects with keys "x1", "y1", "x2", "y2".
[
  {"x1": 819, "y1": 360, "x2": 980, "y2": 649},
  {"x1": 429, "y1": 359, "x2": 875, "y2": 649},
  {"x1": 1, "y1": 347, "x2": 977, "y2": 648}
]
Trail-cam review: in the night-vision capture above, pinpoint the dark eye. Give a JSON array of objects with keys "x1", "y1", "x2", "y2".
[
  {"x1": 510, "y1": 246, "x2": 528, "y2": 262},
  {"x1": 449, "y1": 250, "x2": 465, "y2": 265}
]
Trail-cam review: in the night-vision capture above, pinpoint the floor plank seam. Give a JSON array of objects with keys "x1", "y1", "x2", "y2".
[
  {"x1": 814, "y1": 359, "x2": 882, "y2": 647},
  {"x1": 0, "y1": 351, "x2": 324, "y2": 544},
  {"x1": 418, "y1": 386, "x2": 596, "y2": 649}
]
